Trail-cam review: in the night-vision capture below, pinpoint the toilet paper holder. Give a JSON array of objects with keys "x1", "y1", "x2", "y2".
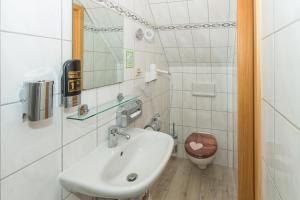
[
  {"x1": 144, "y1": 113, "x2": 161, "y2": 131},
  {"x1": 116, "y1": 99, "x2": 143, "y2": 128}
]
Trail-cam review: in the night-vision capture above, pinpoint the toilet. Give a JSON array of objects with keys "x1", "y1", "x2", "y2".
[{"x1": 184, "y1": 133, "x2": 218, "y2": 169}]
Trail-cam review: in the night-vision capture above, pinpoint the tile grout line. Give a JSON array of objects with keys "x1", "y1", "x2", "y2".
[
  {"x1": 229, "y1": 21, "x2": 237, "y2": 169},
  {"x1": 262, "y1": 18, "x2": 300, "y2": 41},
  {"x1": 165, "y1": 0, "x2": 184, "y2": 145},
  {"x1": 270, "y1": 3, "x2": 283, "y2": 197},
  {"x1": 62, "y1": 128, "x2": 98, "y2": 154},
  {"x1": 0, "y1": 0, "x2": 2, "y2": 197},
  {"x1": 0, "y1": 147, "x2": 61, "y2": 181},
  {"x1": 60, "y1": 1, "x2": 64, "y2": 200},
  {"x1": 206, "y1": 0, "x2": 214, "y2": 154},
  {"x1": 262, "y1": 98, "x2": 300, "y2": 134},
  {"x1": 0, "y1": 29, "x2": 70, "y2": 42},
  {"x1": 269, "y1": 0, "x2": 278, "y2": 194},
  {"x1": 186, "y1": 0, "x2": 198, "y2": 130},
  {"x1": 262, "y1": 159, "x2": 283, "y2": 200},
  {"x1": 92, "y1": 12, "x2": 100, "y2": 147}
]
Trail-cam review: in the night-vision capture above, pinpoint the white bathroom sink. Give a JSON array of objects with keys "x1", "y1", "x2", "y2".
[{"x1": 58, "y1": 128, "x2": 174, "y2": 199}]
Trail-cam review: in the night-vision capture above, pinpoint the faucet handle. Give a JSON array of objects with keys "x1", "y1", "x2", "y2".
[
  {"x1": 108, "y1": 125, "x2": 119, "y2": 135},
  {"x1": 108, "y1": 126, "x2": 119, "y2": 148},
  {"x1": 108, "y1": 126, "x2": 130, "y2": 140}
]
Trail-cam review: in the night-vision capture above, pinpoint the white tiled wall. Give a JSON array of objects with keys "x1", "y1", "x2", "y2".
[
  {"x1": 0, "y1": 0, "x2": 169, "y2": 199},
  {"x1": 155, "y1": 0, "x2": 237, "y2": 167},
  {"x1": 169, "y1": 62, "x2": 237, "y2": 167},
  {"x1": 149, "y1": 0, "x2": 234, "y2": 25},
  {"x1": 231, "y1": 29, "x2": 238, "y2": 193},
  {"x1": 261, "y1": 0, "x2": 300, "y2": 199}
]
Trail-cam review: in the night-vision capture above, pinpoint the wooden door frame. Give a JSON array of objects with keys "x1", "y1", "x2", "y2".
[
  {"x1": 237, "y1": 0, "x2": 261, "y2": 199},
  {"x1": 253, "y1": 0, "x2": 261, "y2": 199},
  {"x1": 72, "y1": 3, "x2": 84, "y2": 88}
]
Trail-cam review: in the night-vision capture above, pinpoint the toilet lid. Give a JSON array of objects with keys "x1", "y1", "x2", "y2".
[{"x1": 184, "y1": 133, "x2": 217, "y2": 159}]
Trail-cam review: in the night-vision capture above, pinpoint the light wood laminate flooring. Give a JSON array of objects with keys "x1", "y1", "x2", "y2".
[{"x1": 150, "y1": 158, "x2": 237, "y2": 200}]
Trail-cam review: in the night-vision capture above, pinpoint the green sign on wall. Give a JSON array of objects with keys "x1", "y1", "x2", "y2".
[{"x1": 125, "y1": 50, "x2": 134, "y2": 68}]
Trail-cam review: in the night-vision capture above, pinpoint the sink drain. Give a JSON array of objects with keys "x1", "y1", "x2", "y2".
[{"x1": 127, "y1": 173, "x2": 138, "y2": 182}]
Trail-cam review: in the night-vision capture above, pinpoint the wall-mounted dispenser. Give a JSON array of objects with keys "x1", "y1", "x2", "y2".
[
  {"x1": 145, "y1": 64, "x2": 157, "y2": 83},
  {"x1": 22, "y1": 80, "x2": 54, "y2": 121},
  {"x1": 61, "y1": 60, "x2": 81, "y2": 108}
]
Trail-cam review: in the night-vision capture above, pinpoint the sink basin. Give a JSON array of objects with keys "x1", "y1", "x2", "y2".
[{"x1": 58, "y1": 128, "x2": 174, "y2": 199}]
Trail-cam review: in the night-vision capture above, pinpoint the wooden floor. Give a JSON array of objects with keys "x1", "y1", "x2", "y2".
[{"x1": 150, "y1": 158, "x2": 237, "y2": 200}]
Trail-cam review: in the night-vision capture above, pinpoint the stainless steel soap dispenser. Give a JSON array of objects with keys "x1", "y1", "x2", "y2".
[{"x1": 23, "y1": 80, "x2": 54, "y2": 121}]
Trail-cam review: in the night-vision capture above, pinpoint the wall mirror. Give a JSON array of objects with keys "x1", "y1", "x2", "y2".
[{"x1": 72, "y1": 0, "x2": 124, "y2": 90}]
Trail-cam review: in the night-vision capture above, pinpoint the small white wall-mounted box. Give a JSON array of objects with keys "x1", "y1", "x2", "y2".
[
  {"x1": 145, "y1": 64, "x2": 157, "y2": 83},
  {"x1": 192, "y1": 82, "x2": 216, "y2": 97}
]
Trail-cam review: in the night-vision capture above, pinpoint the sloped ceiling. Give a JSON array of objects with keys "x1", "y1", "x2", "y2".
[
  {"x1": 79, "y1": 0, "x2": 237, "y2": 66},
  {"x1": 148, "y1": 0, "x2": 237, "y2": 65}
]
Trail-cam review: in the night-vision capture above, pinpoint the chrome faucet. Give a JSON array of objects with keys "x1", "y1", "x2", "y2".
[{"x1": 108, "y1": 125, "x2": 130, "y2": 148}]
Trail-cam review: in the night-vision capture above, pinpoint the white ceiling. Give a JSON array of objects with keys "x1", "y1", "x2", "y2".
[{"x1": 149, "y1": 0, "x2": 236, "y2": 25}]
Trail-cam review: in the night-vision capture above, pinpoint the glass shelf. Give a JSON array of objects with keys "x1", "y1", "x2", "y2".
[{"x1": 66, "y1": 95, "x2": 139, "y2": 121}]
